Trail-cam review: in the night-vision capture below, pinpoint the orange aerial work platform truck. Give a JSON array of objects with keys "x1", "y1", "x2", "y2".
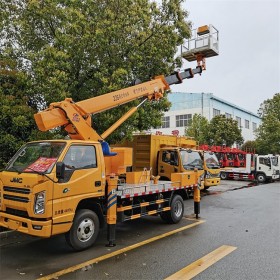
[{"x1": 0, "y1": 25, "x2": 219, "y2": 251}]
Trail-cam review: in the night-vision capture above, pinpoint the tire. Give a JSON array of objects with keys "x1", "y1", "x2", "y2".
[
  {"x1": 65, "y1": 209, "x2": 100, "y2": 251},
  {"x1": 160, "y1": 195, "x2": 184, "y2": 224},
  {"x1": 220, "y1": 172, "x2": 227, "y2": 180},
  {"x1": 256, "y1": 173, "x2": 266, "y2": 183}
]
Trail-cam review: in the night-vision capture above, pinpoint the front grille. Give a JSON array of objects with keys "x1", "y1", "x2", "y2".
[
  {"x1": 3, "y1": 194, "x2": 29, "y2": 203},
  {"x1": 6, "y1": 207, "x2": 29, "y2": 218},
  {"x1": 208, "y1": 172, "x2": 220, "y2": 178},
  {"x1": 3, "y1": 186, "x2": 31, "y2": 194},
  {"x1": 2, "y1": 186, "x2": 31, "y2": 219}
]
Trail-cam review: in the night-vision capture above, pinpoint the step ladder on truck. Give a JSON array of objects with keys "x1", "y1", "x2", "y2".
[{"x1": 0, "y1": 25, "x2": 219, "y2": 251}]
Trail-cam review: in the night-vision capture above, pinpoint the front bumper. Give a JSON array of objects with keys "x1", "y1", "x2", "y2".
[
  {"x1": 205, "y1": 178, "x2": 221, "y2": 187},
  {"x1": 0, "y1": 212, "x2": 52, "y2": 237}
]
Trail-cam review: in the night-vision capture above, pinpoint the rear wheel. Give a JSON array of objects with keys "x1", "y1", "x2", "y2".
[
  {"x1": 160, "y1": 195, "x2": 184, "y2": 224},
  {"x1": 65, "y1": 209, "x2": 100, "y2": 251}
]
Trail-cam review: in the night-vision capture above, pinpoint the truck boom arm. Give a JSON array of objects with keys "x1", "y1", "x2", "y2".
[{"x1": 34, "y1": 67, "x2": 202, "y2": 141}]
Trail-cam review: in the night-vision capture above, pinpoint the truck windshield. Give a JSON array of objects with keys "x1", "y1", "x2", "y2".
[
  {"x1": 180, "y1": 150, "x2": 203, "y2": 170},
  {"x1": 238, "y1": 153, "x2": 245, "y2": 160},
  {"x1": 6, "y1": 142, "x2": 66, "y2": 174},
  {"x1": 271, "y1": 157, "x2": 278, "y2": 166},
  {"x1": 204, "y1": 152, "x2": 220, "y2": 169},
  {"x1": 226, "y1": 153, "x2": 234, "y2": 160}
]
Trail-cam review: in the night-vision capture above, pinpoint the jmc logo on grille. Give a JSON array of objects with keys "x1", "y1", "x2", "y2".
[{"x1": 10, "y1": 178, "x2": 23, "y2": 183}]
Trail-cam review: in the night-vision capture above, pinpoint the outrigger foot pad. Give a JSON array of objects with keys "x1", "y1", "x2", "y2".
[{"x1": 106, "y1": 242, "x2": 116, "y2": 247}]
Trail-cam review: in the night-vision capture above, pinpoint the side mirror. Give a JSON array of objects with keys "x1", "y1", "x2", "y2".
[{"x1": 56, "y1": 162, "x2": 65, "y2": 180}]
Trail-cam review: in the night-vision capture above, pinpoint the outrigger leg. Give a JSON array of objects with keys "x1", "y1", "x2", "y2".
[
  {"x1": 194, "y1": 169, "x2": 201, "y2": 219},
  {"x1": 106, "y1": 176, "x2": 118, "y2": 247}
]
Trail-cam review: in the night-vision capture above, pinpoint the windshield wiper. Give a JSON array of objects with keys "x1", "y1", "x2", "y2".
[
  {"x1": 186, "y1": 163, "x2": 204, "y2": 169},
  {"x1": 207, "y1": 164, "x2": 220, "y2": 169},
  {"x1": 8, "y1": 166, "x2": 23, "y2": 174},
  {"x1": 25, "y1": 167, "x2": 58, "y2": 183},
  {"x1": 195, "y1": 166, "x2": 204, "y2": 170},
  {"x1": 25, "y1": 167, "x2": 45, "y2": 176},
  {"x1": 183, "y1": 164, "x2": 195, "y2": 170}
]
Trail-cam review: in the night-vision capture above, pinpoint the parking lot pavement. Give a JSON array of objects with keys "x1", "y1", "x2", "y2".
[{"x1": 0, "y1": 229, "x2": 39, "y2": 247}]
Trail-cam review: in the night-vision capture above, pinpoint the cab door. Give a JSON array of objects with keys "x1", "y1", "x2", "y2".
[
  {"x1": 52, "y1": 144, "x2": 104, "y2": 229},
  {"x1": 158, "y1": 150, "x2": 179, "y2": 180}
]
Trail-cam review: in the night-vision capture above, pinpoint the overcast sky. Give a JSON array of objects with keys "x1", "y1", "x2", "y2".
[{"x1": 170, "y1": 0, "x2": 280, "y2": 115}]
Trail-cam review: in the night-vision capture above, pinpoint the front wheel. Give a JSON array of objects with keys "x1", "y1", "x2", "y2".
[
  {"x1": 65, "y1": 209, "x2": 100, "y2": 251},
  {"x1": 160, "y1": 194, "x2": 184, "y2": 224},
  {"x1": 256, "y1": 173, "x2": 266, "y2": 183},
  {"x1": 220, "y1": 172, "x2": 227, "y2": 180}
]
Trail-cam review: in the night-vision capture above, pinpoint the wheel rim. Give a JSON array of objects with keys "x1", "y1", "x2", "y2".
[
  {"x1": 77, "y1": 218, "x2": 94, "y2": 242},
  {"x1": 174, "y1": 201, "x2": 183, "y2": 217},
  {"x1": 258, "y1": 175, "x2": 265, "y2": 182}
]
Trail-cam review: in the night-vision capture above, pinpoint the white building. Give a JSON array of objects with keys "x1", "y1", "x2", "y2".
[{"x1": 149, "y1": 92, "x2": 261, "y2": 142}]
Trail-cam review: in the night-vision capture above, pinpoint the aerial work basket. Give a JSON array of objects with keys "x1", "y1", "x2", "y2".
[{"x1": 181, "y1": 24, "x2": 219, "y2": 70}]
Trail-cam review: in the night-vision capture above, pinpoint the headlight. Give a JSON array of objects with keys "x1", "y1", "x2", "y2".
[{"x1": 34, "y1": 191, "x2": 46, "y2": 214}]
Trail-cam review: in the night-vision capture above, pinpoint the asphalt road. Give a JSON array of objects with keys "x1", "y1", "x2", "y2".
[{"x1": 0, "y1": 180, "x2": 279, "y2": 280}]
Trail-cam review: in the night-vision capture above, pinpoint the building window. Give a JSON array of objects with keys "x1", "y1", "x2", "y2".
[
  {"x1": 252, "y1": 122, "x2": 257, "y2": 131},
  {"x1": 245, "y1": 119, "x2": 250, "y2": 129},
  {"x1": 213, "y1": 108, "x2": 220, "y2": 117},
  {"x1": 161, "y1": 116, "x2": 170, "y2": 128},
  {"x1": 225, "y1": 113, "x2": 232, "y2": 119},
  {"x1": 176, "y1": 114, "x2": 192, "y2": 127},
  {"x1": 236, "y1": 116, "x2": 241, "y2": 128}
]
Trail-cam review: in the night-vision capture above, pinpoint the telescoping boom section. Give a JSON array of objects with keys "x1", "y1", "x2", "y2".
[{"x1": 34, "y1": 67, "x2": 202, "y2": 141}]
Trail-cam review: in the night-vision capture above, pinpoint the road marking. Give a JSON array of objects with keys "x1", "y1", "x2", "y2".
[
  {"x1": 37, "y1": 218, "x2": 205, "y2": 280},
  {"x1": 165, "y1": 245, "x2": 237, "y2": 280}
]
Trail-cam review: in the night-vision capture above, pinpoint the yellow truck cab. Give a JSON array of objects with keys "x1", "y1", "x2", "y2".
[
  {"x1": 0, "y1": 140, "x2": 106, "y2": 239},
  {"x1": 200, "y1": 150, "x2": 221, "y2": 189}
]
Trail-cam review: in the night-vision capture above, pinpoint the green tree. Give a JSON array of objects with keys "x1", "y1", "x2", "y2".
[
  {"x1": 207, "y1": 114, "x2": 244, "y2": 146},
  {"x1": 255, "y1": 93, "x2": 280, "y2": 154},
  {"x1": 0, "y1": 55, "x2": 59, "y2": 168},
  {"x1": 1, "y1": 0, "x2": 192, "y2": 143},
  {"x1": 241, "y1": 140, "x2": 257, "y2": 154},
  {"x1": 185, "y1": 113, "x2": 209, "y2": 145}
]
